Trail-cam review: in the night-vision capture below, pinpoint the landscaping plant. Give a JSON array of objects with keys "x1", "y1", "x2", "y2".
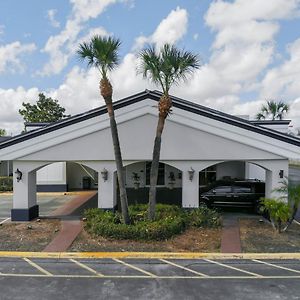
[
  {"x1": 261, "y1": 198, "x2": 291, "y2": 233},
  {"x1": 84, "y1": 204, "x2": 220, "y2": 241},
  {"x1": 77, "y1": 36, "x2": 130, "y2": 224},
  {"x1": 139, "y1": 44, "x2": 200, "y2": 220}
]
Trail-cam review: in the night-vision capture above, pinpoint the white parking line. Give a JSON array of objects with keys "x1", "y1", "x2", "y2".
[
  {"x1": 0, "y1": 218, "x2": 10, "y2": 225},
  {"x1": 252, "y1": 259, "x2": 300, "y2": 274},
  {"x1": 160, "y1": 259, "x2": 209, "y2": 277},
  {"x1": 23, "y1": 258, "x2": 53, "y2": 276},
  {"x1": 69, "y1": 259, "x2": 104, "y2": 276},
  {"x1": 1, "y1": 273, "x2": 300, "y2": 279},
  {"x1": 204, "y1": 259, "x2": 263, "y2": 278},
  {"x1": 113, "y1": 258, "x2": 157, "y2": 278}
]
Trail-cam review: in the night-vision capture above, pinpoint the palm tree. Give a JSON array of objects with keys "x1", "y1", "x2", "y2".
[
  {"x1": 274, "y1": 178, "x2": 300, "y2": 230},
  {"x1": 139, "y1": 44, "x2": 201, "y2": 220},
  {"x1": 256, "y1": 100, "x2": 289, "y2": 120},
  {"x1": 77, "y1": 35, "x2": 130, "y2": 224}
]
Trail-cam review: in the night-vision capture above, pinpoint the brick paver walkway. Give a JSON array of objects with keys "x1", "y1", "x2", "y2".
[
  {"x1": 43, "y1": 191, "x2": 97, "y2": 252},
  {"x1": 220, "y1": 214, "x2": 242, "y2": 253}
]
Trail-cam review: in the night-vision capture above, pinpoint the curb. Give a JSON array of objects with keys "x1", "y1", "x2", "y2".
[{"x1": 0, "y1": 251, "x2": 300, "y2": 260}]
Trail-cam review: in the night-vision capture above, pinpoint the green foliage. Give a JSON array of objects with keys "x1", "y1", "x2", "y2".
[
  {"x1": 138, "y1": 44, "x2": 201, "y2": 94},
  {"x1": 0, "y1": 129, "x2": 6, "y2": 136},
  {"x1": 0, "y1": 176, "x2": 13, "y2": 191},
  {"x1": 256, "y1": 100, "x2": 289, "y2": 120},
  {"x1": 77, "y1": 35, "x2": 121, "y2": 79},
  {"x1": 187, "y1": 205, "x2": 221, "y2": 228},
  {"x1": 84, "y1": 204, "x2": 220, "y2": 241},
  {"x1": 261, "y1": 198, "x2": 290, "y2": 233},
  {"x1": 19, "y1": 93, "x2": 69, "y2": 123}
]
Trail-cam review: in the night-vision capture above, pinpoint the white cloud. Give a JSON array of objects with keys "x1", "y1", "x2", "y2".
[
  {"x1": 0, "y1": 41, "x2": 36, "y2": 74},
  {"x1": 260, "y1": 38, "x2": 300, "y2": 99},
  {"x1": 40, "y1": 0, "x2": 125, "y2": 76},
  {"x1": 47, "y1": 9, "x2": 60, "y2": 28},
  {"x1": 77, "y1": 27, "x2": 109, "y2": 46},
  {"x1": 0, "y1": 87, "x2": 40, "y2": 134},
  {"x1": 133, "y1": 7, "x2": 188, "y2": 51}
]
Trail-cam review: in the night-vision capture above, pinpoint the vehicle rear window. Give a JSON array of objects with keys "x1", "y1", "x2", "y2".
[
  {"x1": 233, "y1": 186, "x2": 251, "y2": 193},
  {"x1": 212, "y1": 186, "x2": 232, "y2": 193}
]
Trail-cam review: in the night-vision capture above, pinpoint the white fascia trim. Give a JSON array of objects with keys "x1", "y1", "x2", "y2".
[{"x1": 1, "y1": 101, "x2": 157, "y2": 160}]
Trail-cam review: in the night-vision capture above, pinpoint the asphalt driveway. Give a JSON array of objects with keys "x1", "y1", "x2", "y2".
[{"x1": 0, "y1": 257, "x2": 299, "y2": 299}]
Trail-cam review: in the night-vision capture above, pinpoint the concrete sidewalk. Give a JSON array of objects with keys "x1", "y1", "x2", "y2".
[{"x1": 43, "y1": 191, "x2": 97, "y2": 252}]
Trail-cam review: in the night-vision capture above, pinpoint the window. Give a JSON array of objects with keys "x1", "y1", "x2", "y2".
[
  {"x1": 200, "y1": 165, "x2": 217, "y2": 186},
  {"x1": 233, "y1": 186, "x2": 251, "y2": 193},
  {"x1": 212, "y1": 186, "x2": 232, "y2": 194},
  {"x1": 146, "y1": 162, "x2": 165, "y2": 185}
]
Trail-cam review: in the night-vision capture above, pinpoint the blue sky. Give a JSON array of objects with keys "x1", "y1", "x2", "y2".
[{"x1": 1, "y1": 0, "x2": 300, "y2": 135}]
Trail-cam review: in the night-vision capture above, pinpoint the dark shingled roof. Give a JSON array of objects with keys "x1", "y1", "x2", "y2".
[{"x1": 0, "y1": 90, "x2": 299, "y2": 149}]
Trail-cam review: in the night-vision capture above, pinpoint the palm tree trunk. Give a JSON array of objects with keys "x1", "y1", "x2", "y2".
[
  {"x1": 148, "y1": 114, "x2": 166, "y2": 220},
  {"x1": 100, "y1": 78, "x2": 130, "y2": 225},
  {"x1": 108, "y1": 108, "x2": 130, "y2": 225}
]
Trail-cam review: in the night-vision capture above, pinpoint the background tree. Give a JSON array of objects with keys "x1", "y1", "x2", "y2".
[
  {"x1": 77, "y1": 35, "x2": 130, "y2": 225},
  {"x1": 139, "y1": 44, "x2": 200, "y2": 220},
  {"x1": 19, "y1": 93, "x2": 69, "y2": 123},
  {"x1": 0, "y1": 129, "x2": 6, "y2": 136},
  {"x1": 256, "y1": 100, "x2": 289, "y2": 120}
]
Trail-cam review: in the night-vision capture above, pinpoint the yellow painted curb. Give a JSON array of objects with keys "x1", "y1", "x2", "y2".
[{"x1": 0, "y1": 251, "x2": 300, "y2": 260}]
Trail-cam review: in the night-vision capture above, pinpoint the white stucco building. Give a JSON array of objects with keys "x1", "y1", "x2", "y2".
[{"x1": 1, "y1": 90, "x2": 300, "y2": 221}]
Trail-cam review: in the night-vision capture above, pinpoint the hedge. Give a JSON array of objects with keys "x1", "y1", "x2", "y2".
[{"x1": 84, "y1": 204, "x2": 220, "y2": 241}]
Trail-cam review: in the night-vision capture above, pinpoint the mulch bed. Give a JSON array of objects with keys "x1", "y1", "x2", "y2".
[
  {"x1": 70, "y1": 227, "x2": 221, "y2": 252},
  {"x1": 0, "y1": 219, "x2": 60, "y2": 251},
  {"x1": 240, "y1": 218, "x2": 300, "y2": 253}
]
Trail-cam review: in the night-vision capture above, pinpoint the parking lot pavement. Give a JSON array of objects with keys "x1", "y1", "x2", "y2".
[
  {"x1": 0, "y1": 194, "x2": 78, "y2": 219},
  {"x1": 0, "y1": 257, "x2": 300, "y2": 299}
]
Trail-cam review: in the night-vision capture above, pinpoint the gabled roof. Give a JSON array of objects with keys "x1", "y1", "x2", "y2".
[{"x1": 0, "y1": 89, "x2": 300, "y2": 149}]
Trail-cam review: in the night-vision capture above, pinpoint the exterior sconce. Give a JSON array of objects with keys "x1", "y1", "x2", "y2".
[
  {"x1": 101, "y1": 168, "x2": 108, "y2": 182},
  {"x1": 15, "y1": 168, "x2": 23, "y2": 182},
  {"x1": 279, "y1": 170, "x2": 284, "y2": 179},
  {"x1": 132, "y1": 172, "x2": 140, "y2": 190},
  {"x1": 188, "y1": 167, "x2": 195, "y2": 181}
]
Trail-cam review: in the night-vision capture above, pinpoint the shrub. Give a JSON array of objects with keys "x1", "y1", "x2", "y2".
[
  {"x1": 84, "y1": 204, "x2": 220, "y2": 241},
  {"x1": 261, "y1": 198, "x2": 290, "y2": 233},
  {"x1": 187, "y1": 205, "x2": 220, "y2": 228},
  {"x1": 0, "y1": 176, "x2": 13, "y2": 191}
]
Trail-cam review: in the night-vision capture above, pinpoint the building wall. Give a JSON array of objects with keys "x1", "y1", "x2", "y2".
[
  {"x1": 216, "y1": 161, "x2": 245, "y2": 180},
  {"x1": 66, "y1": 162, "x2": 97, "y2": 190}
]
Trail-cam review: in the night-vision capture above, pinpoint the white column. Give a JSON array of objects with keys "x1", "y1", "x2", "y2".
[
  {"x1": 12, "y1": 162, "x2": 38, "y2": 221},
  {"x1": 97, "y1": 163, "x2": 116, "y2": 209},
  {"x1": 182, "y1": 169, "x2": 199, "y2": 208},
  {"x1": 254, "y1": 160, "x2": 289, "y2": 200}
]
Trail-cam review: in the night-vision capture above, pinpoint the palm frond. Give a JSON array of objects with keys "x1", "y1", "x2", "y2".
[
  {"x1": 77, "y1": 35, "x2": 121, "y2": 78},
  {"x1": 138, "y1": 43, "x2": 201, "y2": 94}
]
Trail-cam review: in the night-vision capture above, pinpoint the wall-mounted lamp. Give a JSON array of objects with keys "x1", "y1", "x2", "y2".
[
  {"x1": 101, "y1": 168, "x2": 108, "y2": 182},
  {"x1": 279, "y1": 169, "x2": 284, "y2": 179},
  {"x1": 188, "y1": 167, "x2": 195, "y2": 181},
  {"x1": 15, "y1": 168, "x2": 23, "y2": 182}
]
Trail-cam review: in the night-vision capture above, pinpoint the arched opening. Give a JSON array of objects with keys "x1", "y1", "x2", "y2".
[
  {"x1": 115, "y1": 161, "x2": 183, "y2": 208},
  {"x1": 34, "y1": 161, "x2": 98, "y2": 217},
  {"x1": 199, "y1": 161, "x2": 266, "y2": 211}
]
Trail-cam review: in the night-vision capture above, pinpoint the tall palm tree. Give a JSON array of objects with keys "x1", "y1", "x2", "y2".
[
  {"x1": 139, "y1": 44, "x2": 201, "y2": 220},
  {"x1": 256, "y1": 100, "x2": 289, "y2": 120},
  {"x1": 77, "y1": 35, "x2": 130, "y2": 224}
]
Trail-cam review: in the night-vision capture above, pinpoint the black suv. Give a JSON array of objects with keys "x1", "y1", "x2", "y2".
[{"x1": 200, "y1": 180, "x2": 265, "y2": 212}]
